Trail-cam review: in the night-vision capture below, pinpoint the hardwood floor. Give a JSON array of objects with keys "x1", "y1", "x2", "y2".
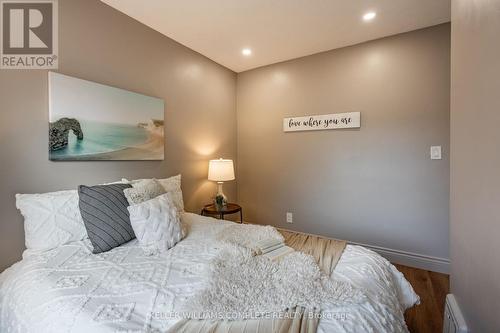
[{"x1": 394, "y1": 264, "x2": 449, "y2": 333}]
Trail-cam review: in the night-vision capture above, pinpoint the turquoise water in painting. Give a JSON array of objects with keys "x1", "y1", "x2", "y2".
[{"x1": 50, "y1": 121, "x2": 148, "y2": 160}]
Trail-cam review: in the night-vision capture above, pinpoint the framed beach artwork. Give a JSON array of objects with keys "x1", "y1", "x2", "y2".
[{"x1": 48, "y1": 72, "x2": 164, "y2": 160}]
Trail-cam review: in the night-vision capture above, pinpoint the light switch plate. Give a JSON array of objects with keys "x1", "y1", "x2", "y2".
[
  {"x1": 286, "y1": 212, "x2": 293, "y2": 223},
  {"x1": 430, "y1": 146, "x2": 442, "y2": 160}
]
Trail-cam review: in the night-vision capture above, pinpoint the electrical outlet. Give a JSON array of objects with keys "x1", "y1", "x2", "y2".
[
  {"x1": 430, "y1": 146, "x2": 442, "y2": 160},
  {"x1": 286, "y1": 212, "x2": 293, "y2": 223}
]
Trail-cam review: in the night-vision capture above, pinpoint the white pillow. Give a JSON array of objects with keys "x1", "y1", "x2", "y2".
[
  {"x1": 157, "y1": 175, "x2": 184, "y2": 212},
  {"x1": 123, "y1": 174, "x2": 184, "y2": 212},
  {"x1": 123, "y1": 179, "x2": 166, "y2": 205},
  {"x1": 99, "y1": 180, "x2": 130, "y2": 185},
  {"x1": 16, "y1": 190, "x2": 87, "y2": 251},
  {"x1": 128, "y1": 193, "x2": 185, "y2": 255}
]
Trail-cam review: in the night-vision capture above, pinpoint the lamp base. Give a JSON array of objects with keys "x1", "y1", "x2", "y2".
[{"x1": 214, "y1": 182, "x2": 228, "y2": 208}]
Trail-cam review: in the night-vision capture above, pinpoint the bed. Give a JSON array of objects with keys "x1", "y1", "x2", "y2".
[{"x1": 0, "y1": 212, "x2": 419, "y2": 333}]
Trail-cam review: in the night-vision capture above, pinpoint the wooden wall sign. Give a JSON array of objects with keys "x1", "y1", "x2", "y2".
[{"x1": 283, "y1": 112, "x2": 360, "y2": 132}]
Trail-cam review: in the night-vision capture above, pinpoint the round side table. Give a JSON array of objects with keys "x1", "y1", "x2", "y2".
[{"x1": 201, "y1": 203, "x2": 243, "y2": 223}]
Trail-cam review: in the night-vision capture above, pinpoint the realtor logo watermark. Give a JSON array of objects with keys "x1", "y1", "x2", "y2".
[{"x1": 1, "y1": 0, "x2": 58, "y2": 69}]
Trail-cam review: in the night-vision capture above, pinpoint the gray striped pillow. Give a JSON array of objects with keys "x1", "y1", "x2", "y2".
[{"x1": 78, "y1": 183, "x2": 135, "y2": 254}]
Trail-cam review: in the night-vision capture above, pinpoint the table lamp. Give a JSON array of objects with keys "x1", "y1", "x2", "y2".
[{"x1": 208, "y1": 158, "x2": 235, "y2": 207}]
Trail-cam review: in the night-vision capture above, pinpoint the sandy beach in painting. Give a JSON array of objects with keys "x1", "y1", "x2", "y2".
[
  {"x1": 80, "y1": 131, "x2": 164, "y2": 160},
  {"x1": 57, "y1": 123, "x2": 165, "y2": 160}
]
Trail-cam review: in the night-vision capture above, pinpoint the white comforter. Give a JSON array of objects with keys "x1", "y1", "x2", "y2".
[{"x1": 0, "y1": 213, "x2": 418, "y2": 333}]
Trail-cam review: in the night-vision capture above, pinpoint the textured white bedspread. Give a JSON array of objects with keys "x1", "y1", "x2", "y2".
[{"x1": 0, "y1": 213, "x2": 418, "y2": 333}]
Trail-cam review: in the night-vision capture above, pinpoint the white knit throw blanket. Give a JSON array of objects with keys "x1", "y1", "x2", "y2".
[{"x1": 182, "y1": 224, "x2": 363, "y2": 320}]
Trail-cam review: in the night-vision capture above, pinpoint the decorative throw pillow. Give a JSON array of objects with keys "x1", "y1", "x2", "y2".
[
  {"x1": 123, "y1": 179, "x2": 166, "y2": 205},
  {"x1": 123, "y1": 174, "x2": 184, "y2": 212},
  {"x1": 128, "y1": 192, "x2": 185, "y2": 255},
  {"x1": 16, "y1": 190, "x2": 88, "y2": 251},
  {"x1": 157, "y1": 174, "x2": 184, "y2": 212},
  {"x1": 99, "y1": 179, "x2": 130, "y2": 185},
  {"x1": 78, "y1": 183, "x2": 135, "y2": 254}
]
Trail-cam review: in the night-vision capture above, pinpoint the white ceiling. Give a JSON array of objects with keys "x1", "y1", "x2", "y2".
[{"x1": 101, "y1": 0, "x2": 450, "y2": 73}]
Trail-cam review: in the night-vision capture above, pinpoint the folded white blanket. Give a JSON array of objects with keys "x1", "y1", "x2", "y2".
[
  {"x1": 255, "y1": 238, "x2": 283, "y2": 250},
  {"x1": 217, "y1": 224, "x2": 285, "y2": 255}
]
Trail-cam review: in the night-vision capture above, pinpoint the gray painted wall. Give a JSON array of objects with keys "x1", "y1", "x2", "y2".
[
  {"x1": 0, "y1": 2, "x2": 452, "y2": 275},
  {"x1": 0, "y1": 0, "x2": 237, "y2": 271},
  {"x1": 450, "y1": 0, "x2": 500, "y2": 331},
  {"x1": 237, "y1": 24, "x2": 450, "y2": 263}
]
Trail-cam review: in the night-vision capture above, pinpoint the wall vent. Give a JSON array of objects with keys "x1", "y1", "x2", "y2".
[{"x1": 443, "y1": 294, "x2": 468, "y2": 333}]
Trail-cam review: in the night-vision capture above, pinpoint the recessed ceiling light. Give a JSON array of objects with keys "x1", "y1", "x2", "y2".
[
  {"x1": 242, "y1": 48, "x2": 252, "y2": 56},
  {"x1": 363, "y1": 12, "x2": 376, "y2": 21}
]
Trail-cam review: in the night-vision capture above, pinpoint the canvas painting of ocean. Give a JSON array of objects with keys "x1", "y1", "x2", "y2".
[{"x1": 48, "y1": 72, "x2": 164, "y2": 160}]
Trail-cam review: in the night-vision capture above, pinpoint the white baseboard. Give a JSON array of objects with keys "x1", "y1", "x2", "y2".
[
  {"x1": 349, "y1": 241, "x2": 450, "y2": 274},
  {"x1": 274, "y1": 226, "x2": 450, "y2": 274}
]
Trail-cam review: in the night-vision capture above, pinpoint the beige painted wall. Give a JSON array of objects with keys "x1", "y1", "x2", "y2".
[
  {"x1": 0, "y1": 0, "x2": 236, "y2": 271},
  {"x1": 450, "y1": 0, "x2": 500, "y2": 331},
  {"x1": 237, "y1": 24, "x2": 450, "y2": 262}
]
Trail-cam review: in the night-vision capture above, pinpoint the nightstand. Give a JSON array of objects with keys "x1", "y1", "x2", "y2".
[{"x1": 201, "y1": 203, "x2": 243, "y2": 223}]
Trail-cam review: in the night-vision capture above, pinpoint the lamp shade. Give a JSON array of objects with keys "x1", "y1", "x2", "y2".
[{"x1": 208, "y1": 158, "x2": 235, "y2": 182}]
